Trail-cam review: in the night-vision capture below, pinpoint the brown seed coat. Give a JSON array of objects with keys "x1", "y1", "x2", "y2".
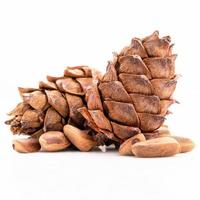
[
  {"x1": 132, "y1": 137, "x2": 180, "y2": 157},
  {"x1": 63, "y1": 125, "x2": 97, "y2": 151},
  {"x1": 39, "y1": 131, "x2": 70, "y2": 152},
  {"x1": 12, "y1": 138, "x2": 41, "y2": 153},
  {"x1": 171, "y1": 136, "x2": 195, "y2": 153}
]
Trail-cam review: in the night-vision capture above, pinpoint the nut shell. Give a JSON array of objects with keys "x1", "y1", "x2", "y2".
[
  {"x1": 119, "y1": 133, "x2": 146, "y2": 156},
  {"x1": 171, "y1": 136, "x2": 195, "y2": 153},
  {"x1": 12, "y1": 138, "x2": 41, "y2": 153},
  {"x1": 132, "y1": 137, "x2": 180, "y2": 157},
  {"x1": 39, "y1": 131, "x2": 70, "y2": 152},
  {"x1": 63, "y1": 125, "x2": 97, "y2": 151}
]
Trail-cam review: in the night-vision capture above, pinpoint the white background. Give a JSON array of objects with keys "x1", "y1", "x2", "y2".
[{"x1": 0, "y1": 0, "x2": 200, "y2": 199}]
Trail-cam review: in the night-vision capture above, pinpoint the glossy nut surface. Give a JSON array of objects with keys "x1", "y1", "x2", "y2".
[
  {"x1": 13, "y1": 138, "x2": 41, "y2": 153},
  {"x1": 63, "y1": 125, "x2": 97, "y2": 151},
  {"x1": 119, "y1": 133, "x2": 146, "y2": 156},
  {"x1": 171, "y1": 136, "x2": 195, "y2": 153},
  {"x1": 39, "y1": 131, "x2": 70, "y2": 152},
  {"x1": 132, "y1": 137, "x2": 180, "y2": 158}
]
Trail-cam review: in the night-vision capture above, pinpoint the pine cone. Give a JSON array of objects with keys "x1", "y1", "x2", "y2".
[
  {"x1": 79, "y1": 31, "x2": 178, "y2": 145},
  {"x1": 5, "y1": 66, "x2": 97, "y2": 136},
  {"x1": 5, "y1": 31, "x2": 184, "y2": 155}
]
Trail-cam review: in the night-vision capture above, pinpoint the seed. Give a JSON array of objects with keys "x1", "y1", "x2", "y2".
[
  {"x1": 157, "y1": 126, "x2": 171, "y2": 137},
  {"x1": 171, "y1": 136, "x2": 195, "y2": 153},
  {"x1": 12, "y1": 138, "x2": 41, "y2": 153},
  {"x1": 63, "y1": 124, "x2": 97, "y2": 151},
  {"x1": 132, "y1": 137, "x2": 180, "y2": 158},
  {"x1": 119, "y1": 134, "x2": 146, "y2": 156},
  {"x1": 39, "y1": 131, "x2": 70, "y2": 152}
]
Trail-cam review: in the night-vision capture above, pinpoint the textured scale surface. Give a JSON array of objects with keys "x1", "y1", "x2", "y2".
[
  {"x1": 5, "y1": 66, "x2": 96, "y2": 135},
  {"x1": 79, "y1": 31, "x2": 178, "y2": 143}
]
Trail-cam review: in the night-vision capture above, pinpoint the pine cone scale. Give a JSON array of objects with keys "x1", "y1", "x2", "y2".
[
  {"x1": 80, "y1": 31, "x2": 177, "y2": 142},
  {"x1": 6, "y1": 66, "x2": 97, "y2": 137}
]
